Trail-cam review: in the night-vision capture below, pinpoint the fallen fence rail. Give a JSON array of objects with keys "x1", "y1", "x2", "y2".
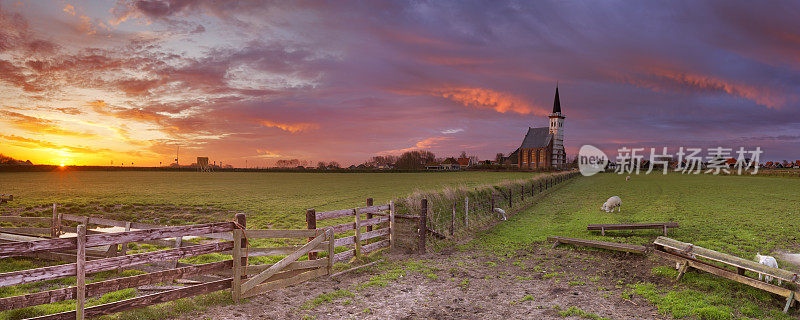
[
  {"x1": 588, "y1": 222, "x2": 679, "y2": 236},
  {"x1": 548, "y1": 236, "x2": 647, "y2": 254},
  {"x1": 654, "y1": 237, "x2": 800, "y2": 313}
]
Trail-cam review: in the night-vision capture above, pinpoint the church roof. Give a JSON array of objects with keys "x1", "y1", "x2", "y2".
[
  {"x1": 519, "y1": 127, "x2": 552, "y2": 149},
  {"x1": 552, "y1": 86, "x2": 561, "y2": 113}
]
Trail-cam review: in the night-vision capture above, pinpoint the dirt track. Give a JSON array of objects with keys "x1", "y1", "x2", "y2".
[{"x1": 178, "y1": 244, "x2": 672, "y2": 320}]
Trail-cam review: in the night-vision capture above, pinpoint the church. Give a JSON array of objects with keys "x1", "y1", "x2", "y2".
[{"x1": 507, "y1": 86, "x2": 567, "y2": 169}]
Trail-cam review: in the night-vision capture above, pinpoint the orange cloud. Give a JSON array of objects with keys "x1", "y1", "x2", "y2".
[
  {"x1": 613, "y1": 67, "x2": 793, "y2": 109},
  {"x1": 63, "y1": 4, "x2": 76, "y2": 16},
  {"x1": 382, "y1": 136, "x2": 453, "y2": 154},
  {"x1": 258, "y1": 120, "x2": 319, "y2": 133},
  {"x1": 434, "y1": 87, "x2": 547, "y2": 115},
  {"x1": 0, "y1": 110, "x2": 96, "y2": 138}
]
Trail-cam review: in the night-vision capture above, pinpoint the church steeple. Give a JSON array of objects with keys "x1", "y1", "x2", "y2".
[{"x1": 552, "y1": 85, "x2": 561, "y2": 114}]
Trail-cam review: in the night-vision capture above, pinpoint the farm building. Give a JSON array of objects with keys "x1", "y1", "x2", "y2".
[{"x1": 507, "y1": 86, "x2": 567, "y2": 169}]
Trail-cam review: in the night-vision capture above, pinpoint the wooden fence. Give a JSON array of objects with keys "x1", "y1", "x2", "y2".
[
  {"x1": 391, "y1": 171, "x2": 580, "y2": 251},
  {"x1": 307, "y1": 199, "x2": 394, "y2": 263},
  {"x1": 0, "y1": 208, "x2": 394, "y2": 319}
]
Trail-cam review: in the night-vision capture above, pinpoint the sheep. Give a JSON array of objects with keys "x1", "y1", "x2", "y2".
[
  {"x1": 755, "y1": 252, "x2": 781, "y2": 285},
  {"x1": 600, "y1": 196, "x2": 621, "y2": 213},
  {"x1": 493, "y1": 208, "x2": 507, "y2": 221},
  {"x1": 625, "y1": 175, "x2": 630, "y2": 181}
]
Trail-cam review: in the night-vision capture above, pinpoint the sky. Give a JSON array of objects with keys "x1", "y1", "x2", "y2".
[{"x1": 1, "y1": 0, "x2": 799, "y2": 167}]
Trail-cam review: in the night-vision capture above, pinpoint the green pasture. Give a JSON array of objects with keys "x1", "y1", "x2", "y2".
[
  {"x1": 476, "y1": 173, "x2": 800, "y2": 320},
  {"x1": 0, "y1": 171, "x2": 536, "y2": 229}
]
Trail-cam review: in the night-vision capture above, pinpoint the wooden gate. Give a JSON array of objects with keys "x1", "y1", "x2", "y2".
[{"x1": 232, "y1": 228, "x2": 334, "y2": 301}]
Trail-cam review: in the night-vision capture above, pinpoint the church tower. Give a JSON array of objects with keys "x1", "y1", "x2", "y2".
[{"x1": 549, "y1": 86, "x2": 566, "y2": 167}]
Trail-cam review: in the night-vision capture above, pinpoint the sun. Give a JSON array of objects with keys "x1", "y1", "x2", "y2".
[{"x1": 59, "y1": 162, "x2": 65, "y2": 167}]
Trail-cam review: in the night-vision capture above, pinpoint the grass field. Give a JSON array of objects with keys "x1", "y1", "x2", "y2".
[
  {"x1": 473, "y1": 172, "x2": 800, "y2": 320},
  {"x1": 0, "y1": 171, "x2": 537, "y2": 229}
]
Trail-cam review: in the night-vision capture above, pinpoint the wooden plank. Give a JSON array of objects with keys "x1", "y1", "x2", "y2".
[
  {"x1": 654, "y1": 236, "x2": 800, "y2": 284},
  {"x1": 330, "y1": 221, "x2": 356, "y2": 233},
  {"x1": 0, "y1": 216, "x2": 51, "y2": 224},
  {"x1": 419, "y1": 199, "x2": 427, "y2": 254},
  {"x1": 334, "y1": 249, "x2": 355, "y2": 263},
  {"x1": 365, "y1": 198, "x2": 373, "y2": 233},
  {"x1": 587, "y1": 223, "x2": 679, "y2": 230},
  {"x1": 246, "y1": 243, "x2": 329, "y2": 257},
  {"x1": 0, "y1": 222, "x2": 234, "y2": 257},
  {"x1": 241, "y1": 259, "x2": 327, "y2": 276},
  {"x1": 306, "y1": 209, "x2": 317, "y2": 261},
  {"x1": 327, "y1": 229, "x2": 334, "y2": 275},
  {"x1": 51, "y1": 204, "x2": 59, "y2": 239},
  {"x1": 0, "y1": 260, "x2": 230, "y2": 311},
  {"x1": 76, "y1": 225, "x2": 86, "y2": 320},
  {"x1": 241, "y1": 232, "x2": 326, "y2": 294},
  {"x1": 654, "y1": 250, "x2": 800, "y2": 302},
  {"x1": 315, "y1": 209, "x2": 354, "y2": 221},
  {"x1": 547, "y1": 236, "x2": 646, "y2": 254},
  {"x1": 60, "y1": 214, "x2": 232, "y2": 241},
  {"x1": 0, "y1": 241, "x2": 233, "y2": 287},
  {"x1": 361, "y1": 216, "x2": 389, "y2": 228},
  {"x1": 245, "y1": 229, "x2": 320, "y2": 239},
  {"x1": 362, "y1": 239, "x2": 390, "y2": 254},
  {"x1": 389, "y1": 201, "x2": 395, "y2": 252},
  {"x1": 242, "y1": 268, "x2": 326, "y2": 299},
  {"x1": 333, "y1": 235, "x2": 356, "y2": 248},
  {"x1": 361, "y1": 228, "x2": 389, "y2": 241},
  {"x1": 0, "y1": 227, "x2": 52, "y2": 235},
  {"x1": 28, "y1": 279, "x2": 232, "y2": 320},
  {"x1": 232, "y1": 229, "x2": 243, "y2": 303},
  {"x1": 354, "y1": 209, "x2": 362, "y2": 258}
]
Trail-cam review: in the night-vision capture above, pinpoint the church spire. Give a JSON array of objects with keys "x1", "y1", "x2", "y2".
[{"x1": 552, "y1": 85, "x2": 561, "y2": 114}]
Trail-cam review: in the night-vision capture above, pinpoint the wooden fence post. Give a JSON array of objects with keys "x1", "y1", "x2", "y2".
[
  {"x1": 232, "y1": 228, "x2": 243, "y2": 302},
  {"x1": 232, "y1": 213, "x2": 246, "y2": 303},
  {"x1": 121, "y1": 222, "x2": 131, "y2": 255},
  {"x1": 450, "y1": 200, "x2": 456, "y2": 237},
  {"x1": 419, "y1": 199, "x2": 427, "y2": 254},
  {"x1": 490, "y1": 193, "x2": 496, "y2": 212},
  {"x1": 389, "y1": 201, "x2": 396, "y2": 252},
  {"x1": 464, "y1": 197, "x2": 469, "y2": 228},
  {"x1": 366, "y1": 198, "x2": 374, "y2": 232},
  {"x1": 508, "y1": 189, "x2": 513, "y2": 208},
  {"x1": 76, "y1": 224, "x2": 86, "y2": 320},
  {"x1": 354, "y1": 209, "x2": 362, "y2": 258},
  {"x1": 170, "y1": 236, "x2": 182, "y2": 268},
  {"x1": 327, "y1": 228, "x2": 335, "y2": 275},
  {"x1": 520, "y1": 185, "x2": 524, "y2": 202},
  {"x1": 306, "y1": 209, "x2": 317, "y2": 260},
  {"x1": 50, "y1": 203, "x2": 60, "y2": 239}
]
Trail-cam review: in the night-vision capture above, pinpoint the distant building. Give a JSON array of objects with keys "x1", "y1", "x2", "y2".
[
  {"x1": 197, "y1": 157, "x2": 211, "y2": 172},
  {"x1": 457, "y1": 157, "x2": 472, "y2": 167},
  {"x1": 507, "y1": 86, "x2": 567, "y2": 169}
]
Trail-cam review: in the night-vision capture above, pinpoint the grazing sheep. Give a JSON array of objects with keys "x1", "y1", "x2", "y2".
[
  {"x1": 493, "y1": 208, "x2": 507, "y2": 221},
  {"x1": 601, "y1": 196, "x2": 622, "y2": 213},
  {"x1": 625, "y1": 175, "x2": 630, "y2": 181},
  {"x1": 756, "y1": 252, "x2": 781, "y2": 285}
]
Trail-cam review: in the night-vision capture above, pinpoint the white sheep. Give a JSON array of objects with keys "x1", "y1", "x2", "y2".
[
  {"x1": 755, "y1": 252, "x2": 781, "y2": 285},
  {"x1": 601, "y1": 196, "x2": 621, "y2": 213},
  {"x1": 493, "y1": 208, "x2": 507, "y2": 221}
]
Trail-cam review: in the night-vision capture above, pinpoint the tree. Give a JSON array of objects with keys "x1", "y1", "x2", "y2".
[
  {"x1": 327, "y1": 161, "x2": 341, "y2": 169},
  {"x1": 495, "y1": 153, "x2": 504, "y2": 163},
  {"x1": 395, "y1": 150, "x2": 436, "y2": 170},
  {"x1": 365, "y1": 155, "x2": 397, "y2": 167},
  {"x1": 317, "y1": 161, "x2": 327, "y2": 169},
  {"x1": 459, "y1": 151, "x2": 468, "y2": 159}
]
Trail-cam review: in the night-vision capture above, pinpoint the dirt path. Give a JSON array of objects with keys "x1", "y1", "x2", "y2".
[{"x1": 178, "y1": 244, "x2": 671, "y2": 320}]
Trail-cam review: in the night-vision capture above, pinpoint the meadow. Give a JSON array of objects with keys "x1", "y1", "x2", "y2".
[
  {"x1": 473, "y1": 172, "x2": 800, "y2": 320},
  {"x1": 0, "y1": 170, "x2": 537, "y2": 229}
]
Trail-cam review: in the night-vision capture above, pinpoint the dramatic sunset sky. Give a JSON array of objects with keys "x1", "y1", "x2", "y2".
[{"x1": 1, "y1": 1, "x2": 799, "y2": 166}]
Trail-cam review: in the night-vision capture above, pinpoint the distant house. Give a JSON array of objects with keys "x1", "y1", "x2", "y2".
[
  {"x1": 376, "y1": 164, "x2": 393, "y2": 170},
  {"x1": 425, "y1": 162, "x2": 442, "y2": 170},
  {"x1": 442, "y1": 157, "x2": 460, "y2": 170},
  {"x1": 457, "y1": 157, "x2": 471, "y2": 167},
  {"x1": 348, "y1": 165, "x2": 357, "y2": 170}
]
